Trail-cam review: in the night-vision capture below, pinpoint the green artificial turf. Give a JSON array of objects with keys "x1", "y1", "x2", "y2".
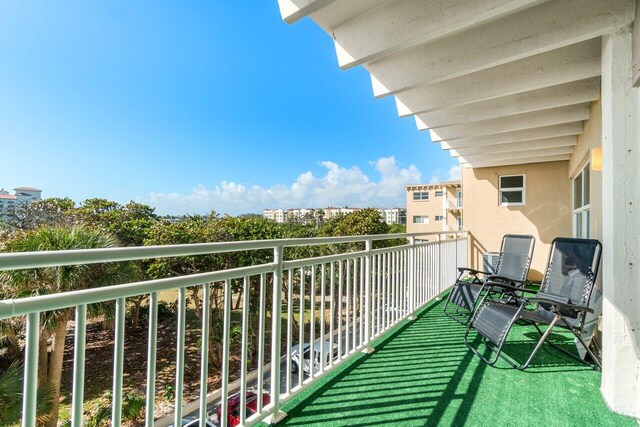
[{"x1": 267, "y1": 297, "x2": 636, "y2": 427}]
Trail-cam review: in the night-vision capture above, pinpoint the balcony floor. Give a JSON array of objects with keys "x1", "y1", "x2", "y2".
[{"x1": 267, "y1": 298, "x2": 635, "y2": 426}]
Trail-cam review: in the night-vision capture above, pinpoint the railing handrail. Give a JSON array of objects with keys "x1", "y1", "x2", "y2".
[
  {"x1": 0, "y1": 231, "x2": 467, "y2": 272},
  {"x1": 0, "y1": 234, "x2": 468, "y2": 321},
  {"x1": 0, "y1": 262, "x2": 276, "y2": 321}
]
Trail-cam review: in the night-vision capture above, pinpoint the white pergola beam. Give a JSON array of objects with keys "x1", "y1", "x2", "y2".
[
  {"x1": 369, "y1": 0, "x2": 633, "y2": 97},
  {"x1": 415, "y1": 78, "x2": 600, "y2": 129},
  {"x1": 427, "y1": 104, "x2": 590, "y2": 141},
  {"x1": 443, "y1": 122, "x2": 583, "y2": 149},
  {"x1": 394, "y1": 39, "x2": 601, "y2": 117},
  {"x1": 277, "y1": 0, "x2": 337, "y2": 24},
  {"x1": 333, "y1": 0, "x2": 546, "y2": 69},
  {"x1": 465, "y1": 154, "x2": 571, "y2": 168},
  {"x1": 460, "y1": 145, "x2": 574, "y2": 163},
  {"x1": 449, "y1": 136, "x2": 577, "y2": 157},
  {"x1": 311, "y1": 0, "x2": 391, "y2": 32}
]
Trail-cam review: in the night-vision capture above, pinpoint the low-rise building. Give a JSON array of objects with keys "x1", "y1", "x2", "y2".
[
  {"x1": 377, "y1": 207, "x2": 407, "y2": 225},
  {"x1": 263, "y1": 208, "x2": 285, "y2": 223},
  {"x1": 0, "y1": 187, "x2": 42, "y2": 217},
  {"x1": 406, "y1": 181, "x2": 462, "y2": 234},
  {"x1": 263, "y1": 206, "x2": 406, "y2": 225}
]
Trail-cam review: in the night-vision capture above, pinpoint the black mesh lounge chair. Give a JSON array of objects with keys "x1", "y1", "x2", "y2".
[
  {"x1": 444, "y1": 234, "x2": 535, "y2": 324},
  {"x1": 464, "y1": 237, "x2": 602, "y2": 370}
]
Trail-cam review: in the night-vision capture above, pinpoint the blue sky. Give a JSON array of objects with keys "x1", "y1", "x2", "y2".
[{"x1": 0, "y1": 1, "x2": 458, "y2": 215}]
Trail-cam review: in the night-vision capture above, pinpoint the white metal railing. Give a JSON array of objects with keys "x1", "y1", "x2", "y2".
[
  {"x1": 0, "y1": 231, "x2": 468, "y2": 427},
  {"x1": 446, "y1": 199, "x2": 463, "y2": 210}
]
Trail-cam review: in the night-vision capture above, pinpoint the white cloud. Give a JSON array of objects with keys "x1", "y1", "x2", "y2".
[
  {"x1": 145, "y1": 156, "x2": 422, "y2": 215},
  {"x1": 427, "y1": 164, "x2": 461, "y2": 184},
  {"x1": 448, "y1": 164, "x2": 461, "y2": 181}
]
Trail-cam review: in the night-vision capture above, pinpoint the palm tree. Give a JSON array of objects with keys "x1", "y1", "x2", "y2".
[
  {"x1": 314, "y1": 209, "x2": 325, "y2": 228},
  {"x1": 0, "y1": 226, "x2": 137, "y2": 427},
  {"x1": 0, "y1": 361, "x2": 55, "y2": 425}
]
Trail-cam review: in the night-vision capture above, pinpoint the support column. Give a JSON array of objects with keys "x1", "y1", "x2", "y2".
[{"x1": 601, "y1": 28, "x2": 640, "y2": 418}]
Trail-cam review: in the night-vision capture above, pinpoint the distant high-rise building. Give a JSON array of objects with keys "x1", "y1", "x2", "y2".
[
  {"x1": 263, "y1": 206, "x2": 407, "y2": 225},
  {"x1": 0, "y1": 187, "x2": 42, "y2": 217}
]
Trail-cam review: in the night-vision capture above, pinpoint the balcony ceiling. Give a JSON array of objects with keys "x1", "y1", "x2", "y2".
[{"x1": 277, "y1": 0, "x2": 636, "y2": 168}]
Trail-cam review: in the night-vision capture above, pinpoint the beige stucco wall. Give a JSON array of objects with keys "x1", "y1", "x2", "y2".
[{"x1": 462, "y1": 161, "x2": 572, "y2": 280}]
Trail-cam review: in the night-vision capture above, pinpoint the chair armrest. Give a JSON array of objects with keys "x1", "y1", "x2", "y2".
[
  {"x1": 487, "y1": 275, "x2": 530, "y2": 285},
  {"x1": 528, "y1": 294, "x2": 594, "y2": 314},
  {"x1": 458, "y1": 267, "x2": 492, "y2": 275},
  {"x1": 484, "y1": 281, "x2": 538, "y2": 294}
]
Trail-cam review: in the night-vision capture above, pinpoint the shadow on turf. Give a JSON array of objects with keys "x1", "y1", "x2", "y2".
[
  {"x1": 277, "y1": 299, "x2": 594, "y2": 426},
  {"x1": 278, "y1": 302, "x2": 490, "y2": 426}
]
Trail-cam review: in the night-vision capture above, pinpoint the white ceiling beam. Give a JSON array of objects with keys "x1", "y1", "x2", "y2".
[
  {"x1": 333, "y1": 0, "x2": 546, "y2": 69},
  {"x1": 449, "y1": 136, "x2": 577, "y2": 157},
  {"x1": 369, "y1": 0, "x2": 633, "y2": 97},
  {"x1": 311, "y1": 0, "x2": 391, "y2": 32},
  {"x1": 464, "y1": 154, "x2": 571, "y2": 168},
  {"x1": 443, "y1": 122, "x2": 583, "y2": 149},
  {"x1": 277, "y1": 0, "x2": 337, "y2": 24},
  {"x1": 415, "y1": 78, "x2": 600, "y2": 129},
  {"x1": 427, "y1": 104, "x2": 590, "y2": 141},
  {"x1": 394, "y1": 39, "x2": 601, "y2": 117},
  {"x1": 460, "y1": 146, "x2": 575, "y2": 163}
]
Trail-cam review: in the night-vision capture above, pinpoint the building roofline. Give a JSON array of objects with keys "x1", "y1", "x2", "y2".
[
  {"x1": 405, "y1": 180, "x2": 461, "y2": 190},
  {"x1": 13, "y1": 187, "x2": 42, "y2": 191}
]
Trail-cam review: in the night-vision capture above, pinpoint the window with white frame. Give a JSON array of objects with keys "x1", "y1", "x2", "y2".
[
  {"x1": 413, "y1": 191, "x2": 429, "y2": 201},
  {"x1": 573, "y1": 163, "x2": 590, "y2": 238},
  {"x1": 435, "y1": 215, "x2": 444, "y2": 221},
  {"x1": 435, "y1": 190, "x2": 444, "y2": 197},
  {"x1": 413, "y1": 215, "x2": 429, "y2": 224},
  {"x1": 499, "y1": 175, "x2": 525, "y2": 206}
]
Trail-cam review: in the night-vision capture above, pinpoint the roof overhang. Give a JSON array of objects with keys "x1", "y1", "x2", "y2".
[{"x1": 277, "y1": 0, "x2": 636, "y2": 168}]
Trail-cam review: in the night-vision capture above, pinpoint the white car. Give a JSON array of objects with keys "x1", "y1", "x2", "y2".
[
  {"x1": 291, "y1": 341, "x2": 339, "y2": 375},
  {"x1": 169, "y1": 416, "x2": 216, "y2": 427},
  {"x1": 182, "y1": 420, "x2": 216, "y2": 427}
]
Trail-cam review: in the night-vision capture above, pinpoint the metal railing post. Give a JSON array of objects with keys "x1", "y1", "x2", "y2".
[
  {"x1": 220, "y1": 279, "x2": 232, "y2": 427},
  {"x1": 112, "y1": 297, "x2": 126, "y2": 427},
  {"x1": 269, "y1": 245, "x2": 287, "y2": 424},
  {"x1": 408, "y1": 236, "x2": 417, "y2": 320},
  {"x1": 174, "y1": 287, "x2": 186, "y2": 425},
  {"x1": 145, "y1": 292, "x2": 158, "y2": 427},
  {"x1": 199, "y1": 284, "x2": 211, "y2": 423},
  {"x1": 436, "y1": 234, "x2": 443, "y2": 301},
  {"x1": 71, "y1": 304, "x2": 87, "y2": 427},
  {"x1": 455, "y1": 232, "x2": 459, "y2": 280},
  {"x1": 22, "y1": 312, "x2": 40, "y2": 427},
  {"x1": 363, "y1": 239, "x2": 374, "y2": 353}
]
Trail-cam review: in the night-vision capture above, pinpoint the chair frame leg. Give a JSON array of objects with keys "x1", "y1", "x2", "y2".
[
  {"x1": 465, "y1": 306, "x2": 570, "y2": 370},
  {"x1": 517, "y1": 315, "x2": 560, "y2": 370},
  {"x1": 532, "y1": 318, "x2": 602, "y2": 370},
  {"x1": 444, "y1": 274, "x2": 484, "y2": 325}
]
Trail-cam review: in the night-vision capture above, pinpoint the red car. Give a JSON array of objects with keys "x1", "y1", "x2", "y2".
[{"x1": 217, "y1": 391, "x2": 271, "y2": 427}]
